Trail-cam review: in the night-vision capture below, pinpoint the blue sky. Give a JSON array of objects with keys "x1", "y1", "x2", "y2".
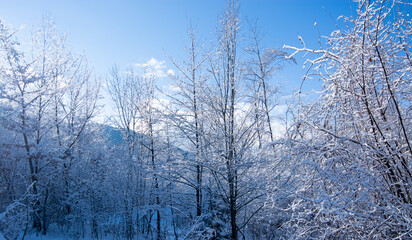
[{"x1": 0, "y1": 0, "x2": 355, "y2": 96}]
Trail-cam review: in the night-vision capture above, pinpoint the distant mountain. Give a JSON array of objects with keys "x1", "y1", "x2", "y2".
[
  {"x1": 100, "y1": 123, "x2": 191, "y2": 161},
  {"x1": 102, "y1": 125, "x2": 124, "y2": 145}
]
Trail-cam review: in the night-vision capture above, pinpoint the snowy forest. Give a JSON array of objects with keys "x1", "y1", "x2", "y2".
[{"x1": 0, "y1": 0, "x2": 411, "y2": 239}]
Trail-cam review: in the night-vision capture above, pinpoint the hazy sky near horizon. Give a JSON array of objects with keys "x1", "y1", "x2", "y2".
[{"x1": 0, "y1": 0, "x2": 355, "y2": 95}]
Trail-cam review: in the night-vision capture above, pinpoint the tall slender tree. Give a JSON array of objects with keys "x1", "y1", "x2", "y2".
[{"x1": 167, "y1": 23, "x2": 209, "y2": 219}]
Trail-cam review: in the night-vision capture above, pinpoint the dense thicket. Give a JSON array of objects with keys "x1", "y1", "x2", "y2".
[{"x1": 0, "y1": 0, "x2": 410, "y2": 239}]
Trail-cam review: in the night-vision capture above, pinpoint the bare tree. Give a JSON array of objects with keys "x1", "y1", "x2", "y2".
[
  {"x1": 0, "y1": 18, "x2": 100, "y2": 235},
  {"x1": 0, "y1": 19, "x2": 48, "y2": 232},
  {"x1": 167, "y1": 23, "x2": 209, "y2": 219},
  {"x1": 280, "y1": 0, "x2": 412, "y2": 238},
  {"x1": 205, "y1": 1, "x2": 265, "y2": 238},
  {"x1": 107, "y1": 66, "x2": 144, "y2": 239},
  {"x1": 246, "y1": 24, "x2": 295, "y2": 149}
]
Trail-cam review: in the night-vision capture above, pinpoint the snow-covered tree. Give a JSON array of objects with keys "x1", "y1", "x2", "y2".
[
  {"x1": 276, "y1": 0, "x2": 412, "y2": 238},
  {"x1": 167, "y1": 23, "x2": 209, "y2": 222},
  {"x1": 0, "y1": 18, "x2": 100, "y2": 237}
]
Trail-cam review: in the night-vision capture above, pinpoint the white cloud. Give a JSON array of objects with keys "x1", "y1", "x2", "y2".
[
  {"x1": 168, "y1": 84, "x2": 180, "y2": 92},
  {"x1": 167, "y1": 69, "x2": 175, "y2": 76},
  {"x1": 135, "y1": 57, "x2": 174, "y2": 78},
  {"x1": 135, "y1": 57, "x2": 165, "y2": 69}
]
